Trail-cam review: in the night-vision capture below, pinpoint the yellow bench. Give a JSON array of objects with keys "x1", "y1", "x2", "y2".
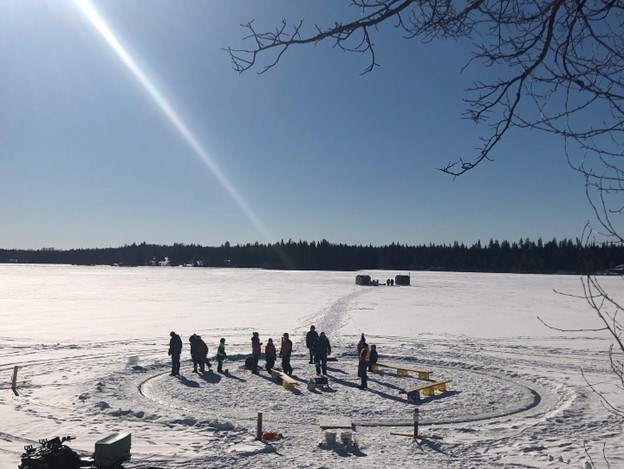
[
  {"x1": 402, "y1": 380, "x2": 451, "y2": 401},
  {"x1": 270, "y1": 369, "x2": 298, "y2": 391},
  {"x1": 374, "y1": 363, "x2": 432, "y2": 380}
]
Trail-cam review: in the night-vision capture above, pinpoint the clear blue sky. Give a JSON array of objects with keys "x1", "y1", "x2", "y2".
[{"x1": 1, "y1": 0, "x2": 592, "y2": 249}]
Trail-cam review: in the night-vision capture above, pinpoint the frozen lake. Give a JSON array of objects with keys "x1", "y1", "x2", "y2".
[
  {"x1": 1, "y1": 265, "x2": 623, "y2": 468},
  {"x1": 0, "y1": 264, "x2": 610, "y2": 342}
]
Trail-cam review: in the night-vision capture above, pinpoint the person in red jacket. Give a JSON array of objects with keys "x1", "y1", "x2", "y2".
[
  {"x1": 251, "y1": 332, "x2": 262, "y2": 374},
  {"x1": 265, "y1": 338, "x2": 276, "y2": 372},
  {"x1": 279, "y1": 332, "x2": 293, "y2": 376}
]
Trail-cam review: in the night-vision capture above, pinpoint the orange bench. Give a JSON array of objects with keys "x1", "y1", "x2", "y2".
[
  {"x1": 270, "y1": 368, "x2": 298, "y2": 390},
  {"x1": 401, "y1": 380, "x2": 451, "y2": 401},
  {"x1": 374, "y1": 363, "x2": 432, "y2": 380}
]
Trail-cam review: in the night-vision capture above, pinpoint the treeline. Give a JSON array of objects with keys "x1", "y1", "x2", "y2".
[{"x1": 1, "y1": 238, "x2": 622, "y2": 274}]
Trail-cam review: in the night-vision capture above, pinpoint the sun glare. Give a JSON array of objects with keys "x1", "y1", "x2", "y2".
[{"x1": 73, "y1": 0, "x2": 275, "y2": 243}]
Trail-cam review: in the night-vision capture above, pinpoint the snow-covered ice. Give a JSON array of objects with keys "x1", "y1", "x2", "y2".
[{"x1": 1, "y1": 264, "x2": 623, "y2": 468}]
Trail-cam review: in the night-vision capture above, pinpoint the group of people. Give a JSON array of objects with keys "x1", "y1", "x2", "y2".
[
  {"x1": 168, "y1": 332, "x2": 228, "y2": 375},
  {"x1": 356, "y1": 333, "x2": 378, "y2": 389},
  {"x1": 168, "y1": 328, "x2": 377, "y2": 390},
  {"x1": 250, "y1": 331, "x2": 293, "y2": 375},
  {"x1": 305, "y1": 325, "x2": 332, "y2": 376}
]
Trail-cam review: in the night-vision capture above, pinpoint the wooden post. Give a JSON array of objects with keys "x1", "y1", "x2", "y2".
[
  {"x1": 256, "y1": 412, "x2": 263, "y2": 440},
  {"x1": 11, "y1": 366, "x2": 19, "y2": 391},
  {"x1": 413, "y1": 409, "x2": 419, "y2": 439}
]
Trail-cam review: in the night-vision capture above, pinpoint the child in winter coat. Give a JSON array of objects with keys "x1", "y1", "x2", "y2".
[
  {"x1": 358, "y1": 343, "x2": 370, "y2": 389},
  {"x1": 368, "y1": 344, "x2": 378, "y2": 372},
  {"x1": 265, "y1": 338, "x2": 276, "y2": 372},
  {"x1": 217, "y1": 338, "x2": 227, "y2": 373}
]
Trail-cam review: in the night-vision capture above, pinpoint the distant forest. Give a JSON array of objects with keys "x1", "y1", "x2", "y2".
[{"x1": 1, "y1": 238, "x2": 622, "y2": 274}]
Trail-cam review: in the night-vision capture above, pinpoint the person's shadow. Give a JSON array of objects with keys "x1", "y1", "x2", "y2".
[
  {"x1": 327, "y1": 376, "x2": 362, "y2": 390},
  {"x1": 223, "y1": 372, "x2": 246, "y2": 383},
  {"x1": 197, "y1": 371, "x2": 222, "y2": 384},
  {"x1": 176, "y1": 375, "x2": 200, "y2": 388}
]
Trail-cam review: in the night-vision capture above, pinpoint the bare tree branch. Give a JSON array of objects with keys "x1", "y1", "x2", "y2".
[
  {"x1": 537, "y1": 315, "x2": 609, "y2": 333},
  {"x1": 227, "y1": 0, "x2": 624, "y2": 176}
]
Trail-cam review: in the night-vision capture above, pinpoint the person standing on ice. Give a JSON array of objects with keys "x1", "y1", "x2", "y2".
[
  {"x1": 189, "y1": 333, "x2": 209, "y2": 372},
  {"x1": 251, "y1": 332, "x2": 262, "y2": 374},
  {"x1": 216, "y1": 338, "x2": 227, "y2": 373},
  {"x1": 358, "y1": 342, "x2": 370, "y2": 389},
  {"x1": 265, "y1": 338, "x2": 276, "y2": 372},
  {"x1": 168, "y1": 331, "x2": 182, "y2": 376},
  {"x1": 314, "y1": 332, "x2": 331, "y2": 376},
  {"x1": 357, "y1": 333, "x2": 367, "y2": 355},
  {"x1": 368, "y1": 344, "x2": 378, "y2": 372},
  {"x1": 279, "y1": 332, "x2": 293, "y2": 376},
  {"x1": 306, "y1": 325, "x2": 319, "y2": 364}
]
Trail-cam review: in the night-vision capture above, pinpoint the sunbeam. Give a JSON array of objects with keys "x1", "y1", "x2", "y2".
[{"x1": 73, "y1": 0, "x2": 276, "y2": 244}]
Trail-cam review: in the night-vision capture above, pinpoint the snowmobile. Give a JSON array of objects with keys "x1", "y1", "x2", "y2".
[{"x1": 18, "y1": 433, "x2": 130, "y2": 469}]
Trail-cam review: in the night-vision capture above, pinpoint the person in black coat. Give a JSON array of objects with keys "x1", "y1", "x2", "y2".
[
  {"x1": 251, "y1": 332, "x2": 262, "y2": 374},
  {"x1": 189, "y1": 333, "x2": 209, "y2": 372},
  {"x1": 306, "y1": 325, "x2": 319, "y2": 364},
  {"x1": 358, "y1": 342, "x2": 370, "y2": 390},
  {"x1": 357, "y1": 333, "x2": 367, "y2": 355},
  {"x1": 168, "y1": 331, "x2": 182, "y2": 376},
  {"x1": 368, "y1": 344, "x2": 378, "y2": 372},
  {"x1": 314, "y1": 332, "x2": 331, "y2": 376}
]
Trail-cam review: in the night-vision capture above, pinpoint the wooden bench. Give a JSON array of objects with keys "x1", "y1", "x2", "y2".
[
  {"x1": 401, "y1": 380, "x2": 451, "y2": 401},
  {"x1": 374, "y1": 363, "x2": 432, "y2": 380},
  {"x1": 270, "y1": 368, "x2": 298, "y2": 390}
]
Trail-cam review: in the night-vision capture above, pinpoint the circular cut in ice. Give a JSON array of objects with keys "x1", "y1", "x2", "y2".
[{"x1": 138, "y1": 362, "x2": 543, "y2": 427}]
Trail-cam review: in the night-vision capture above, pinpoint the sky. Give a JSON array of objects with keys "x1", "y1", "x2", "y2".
[{"x1": 0, "y1": 0, "x2": 597, "y2": 250}]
